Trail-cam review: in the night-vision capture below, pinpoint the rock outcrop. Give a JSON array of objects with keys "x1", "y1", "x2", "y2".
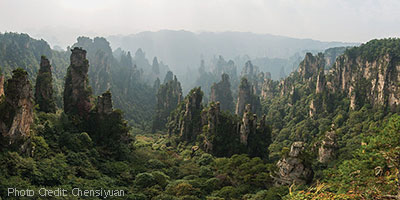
[
  {"x1": 318, "y1": 128, "x2": 337, "y2": 163},
  {"x1": 298, "y1": 53, "x2": 325, "y2": 82},
  {"x1": 241, "y1": 60, "x2": 259, "y2": 81},
  {"x1": 153, "y1": 75, "x2": 183, "y2": 132},
  {"x1": 261, "y1": 76, "x2": 275, "y2": 99},
  {"x1": 201, "y1": 102, "x2": 271, "y2": 158},
  {"x1": 63, "y1": 47, "x2": 92, "y2": 117},
  {"x1": 0, "y1": 69, "x2": 33, "y2": 145},
  {"x1": 179, "y1": 87, "x2": 203, "y2": 141},
  {"x1": 235, "y1": 78, "x2": 260, "y2": 116},
  {"x1": 168, "y1": 87, "x2": 203, "y2": 142},
  {"x1": 35, "y1": 56, "x2": 56, "y2": 113},
  {"x1": 0, "y1": 74, "x2": 4, "y2": 98},
  {"x1": 327, "y1": 40, "x2": 400, "y2": 110},
  {"x1": 315, "y1": 69, "x2": 325, "y2": 94},
  {"x1": 96, "y1": 91, "x2": 113, "y2": 115},
  {"x1": 275, "y1": 142, "x2": 313, "y2": 185},
  {"x1": 210, "y1": 73, "x2": 234, "y2": 112},
  {"x1": 239, "y1": 104, "x2": 257, "y2": 146}
]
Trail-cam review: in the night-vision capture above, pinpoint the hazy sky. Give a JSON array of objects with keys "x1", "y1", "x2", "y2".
[{"x1": 1, "y1": 0, "x2": 400, "y2": 47}]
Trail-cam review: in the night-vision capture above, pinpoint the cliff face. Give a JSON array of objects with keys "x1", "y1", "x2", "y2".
[
  {"x1": 180, "y1": 87, "x2": 203, "y2": 141},
  {"x1": 0, "y1": 69, "x2": 33, "y2": 145},
  {"x1": 274, "y1": 142, "x2": 313, "y2": 185},
  {"x1": 235, "y1": 78, "x2": 260, "y2": 116},
  {"x1": 168, "y1": 87, "x2": 203, "y2": 142},
  {"x1": 298, "y1": 53, "x2": 325, "y2": 82},
  {"x1": 210, "y1": 74, "x2": 234, "y2": 112},
  {"x1": 153, "y1": 75, "x2": 182, "y2": 132},
  {"x1": 63, "y1": 47, "x2": 92, "y2": 117},
  {"x1": 239, "y1": 104, "x2": 257, "y2": 146},
  {"x1": 0, "y1": 75, "x2": 4, "y2": 98},
  {"x1": 318, "y1": 128, "x2": 337, "y2": 163},
  {"x1": 34, "y1": 56, "x2": 56, "y2": 113},
  {"x1": 328, "y1": 48, "x2": 400, "y2": 110},
  {"x1": 96, "y1": 91, "x2": 113, "y2": 115}
]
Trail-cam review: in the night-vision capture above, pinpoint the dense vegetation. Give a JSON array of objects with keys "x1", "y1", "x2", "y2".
[{"x1": 0, "y1": 33, "x2": 399, "y2": 200}]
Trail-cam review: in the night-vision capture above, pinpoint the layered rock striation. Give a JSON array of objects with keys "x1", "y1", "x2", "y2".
[
  {"x1": 0, "y1": 69, "x2": 34, "y2": 145},
  {"x1": 63, "y1": 47, "x2": 92, "y2": 118}
]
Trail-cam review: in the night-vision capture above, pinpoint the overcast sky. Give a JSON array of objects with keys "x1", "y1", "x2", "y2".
[{"x1": 1, "y1": 0, "x2": 400, "y2": 47}]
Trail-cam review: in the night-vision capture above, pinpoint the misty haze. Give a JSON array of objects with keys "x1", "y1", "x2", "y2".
[{"x1": 0, "y1": 0, "x2": 399, "y2": 199}]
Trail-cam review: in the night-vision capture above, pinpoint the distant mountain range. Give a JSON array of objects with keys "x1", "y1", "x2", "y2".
[{"x1": 108, "y1": 30, "x2": 358, "y2": 77}]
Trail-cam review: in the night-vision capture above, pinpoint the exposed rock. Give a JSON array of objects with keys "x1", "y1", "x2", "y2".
[
  {"x1": 210, "y1": 73, "x2": 234, "y2": 112},
  {"x1": 315, "y1": 69, "x2": 325, "y2": 94},
  {"x1": 0, "y1": 69, "x2": 34, "y2": 145},
  {"x1": 241, "y1": 60, "x2": 259, "y2": 81},
  {"x1": 261, "y1": 77, "x2": 275, "y2": 99},
  {"x1": 63, "y1": 47, "x2": 92, "y2": 117},
  {"x1": 239, "y1": 104, "x2": 257, "y2": 145},
  {"x1": 235, "y1": 78, "x2": 260, "y2": 116},
  {"x1": 153, "y1": 75, "x2": 182, "y2": 132},
  {"x1": 34, "y1": 56, "x2": 56, "y2": 113},
  {"x1": 0, "y1": 74, "x2": 4, "y2": 98},
  {"x1": 309, "y1": 100, "x2": 316, "y2": 117},
  {"x1": 202, "y1": 101, "x2": 271, "y2": 158},
  {"x1": 168, "y1": 87, "x2": 203, "y2": 142},
  {"x1": 298, "y1": 53, "x2": 325, "y2": 82},
  {"x1": 327, "y1": 46, "x2": 400, "y2": 110},
  {"x1": 318, "y1": 128, "x2": 337, "y2": 163},
  {"x1": 323, "y1": 47, "x2": 347, "y2": 68},
  {"x1": 180, "y1": 87, "x2": 203, "y2": 141},
  {"x1": 96, "y1": 91, "x2": 113, "y2": 115},
  {"x1": 213, "y1": 56, "x2": 237, "y2": 79},
  {"x1": 203, "y1": 102, "x2": 221, "y2": 153},
  {"x1": 275, "y1": 142, "x2": 313, "y2": 185}
]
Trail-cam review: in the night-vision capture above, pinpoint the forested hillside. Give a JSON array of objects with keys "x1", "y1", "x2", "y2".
[{"x1": 0, "y1": 34, "x2": 399, "y2": 200}]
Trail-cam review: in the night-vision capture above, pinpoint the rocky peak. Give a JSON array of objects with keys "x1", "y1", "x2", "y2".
[
  {"x1": 181, "y1": 88, "x2": 203, "y2": 141},
  {"x1": 261, "y1": 77, "x2": 275, "y2": 99},
  {"x1": 163, "y1": 71, "x2": 174, "y2": 84},
  {"x1": 241, "y1": 60, "x2": 256, "y2": 79},
  {"x1": 239, "y1": 104, "x2": 257, "y2": 145},
  {"x1": 315, "y1": 69, "x2": 325, "y2": 94},
  {"x1": 274, "y1": 141, "x2": 313, "y2": 185},
  {"x1": 63, "y1": 47, "x2": 92, "y2": 117},
  {"x1": 34, "y1": 56, "x2": 56, "y2": 113},
  {"x1": 298, "y1": 53, "x2": 325, "y2": 82},
  {"x1": 96, "y1": 91, "x2": 113, "y2": 115},
  {"x1": 318, "y1": 127, "x2": 337, "y2": 163},
  {"x1": 152, "y1": 57, "x2": 160, "y2": 75},
  {"x1": 168, "y1": 87, "x2": 203, "y2": 142},
  {"x1": 152, "y1": 74, "x2": 183, "y2": 132},
  {"x1": 236, "y1": 78, "x2": 260, "y2": 116},
  {"x1": 210, "y1": 73, "x2": 234, "y2": 112},
  {"x1": 203, "y1": 102, "x2": 221, "y2": 153},
  {"x1": 0, "y1": 68, "x2": 33, "y2": 145}
]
